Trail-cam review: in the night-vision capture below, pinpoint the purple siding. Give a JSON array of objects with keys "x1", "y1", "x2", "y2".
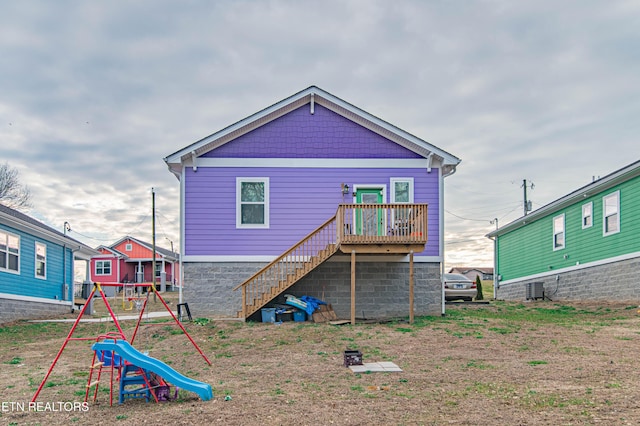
[
  {"x1": 203, "y1": 105, "x2": 422, "y2": 159},
  {"x1": 184, "y1": 167, "x2": 440, "y2": 257}
]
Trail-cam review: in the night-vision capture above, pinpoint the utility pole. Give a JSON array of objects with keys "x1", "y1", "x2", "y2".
[
  {"x1": 522, "y1": 179, "x2": 534, "y2": 216},
  {"x1": 152, "y1": 187, "x2": 157, "y2": 298},
  {"x1": 490, "y1": 218, "x2": 498, "y2": 300}
]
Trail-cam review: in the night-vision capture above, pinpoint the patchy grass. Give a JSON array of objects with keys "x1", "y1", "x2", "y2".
[{"x1": 2, "y1": 300, "x2": 640, "y2": 425}]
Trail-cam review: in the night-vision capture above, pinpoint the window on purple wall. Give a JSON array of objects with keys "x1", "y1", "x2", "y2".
[{"x1": 236, "y1": 177, "x2": 270, "y2": 228}]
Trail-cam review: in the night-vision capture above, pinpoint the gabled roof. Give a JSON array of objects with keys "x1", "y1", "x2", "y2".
[
  {"x1": 110, "y1": 235, "x2": 179, "y2": 261},
  {"x1": 164, "y1": 86, "x2": 461, "y2": 177},
  {"x1": 487, "y1": 159, "x2": 640, "y2": 238},
  {"x1": 0, "y1": 203, "x2": 99, "y2": 259},
  {"x1": 95, "y1": 245, "x2": 126, "y2": 257},
  {"x1": 449, "y1": 266, "x2": 494, "y2": 274}
]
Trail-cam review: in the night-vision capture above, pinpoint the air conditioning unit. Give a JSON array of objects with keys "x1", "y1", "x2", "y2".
[{"x1": 526, "y1": 282, "x2": 544, "y2": 300}]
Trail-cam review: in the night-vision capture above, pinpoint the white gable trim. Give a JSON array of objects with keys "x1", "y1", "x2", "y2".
[
  {"x1": 191, "y1": 158, "x2": 437, "y2": 169},
  {"x1": 165, "y1": 86, "x2": 460, "y2": 176}
]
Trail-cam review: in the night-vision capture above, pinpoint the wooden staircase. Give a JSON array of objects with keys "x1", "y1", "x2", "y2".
[
  {"x1": 233, "y1": 215, "x2": 339, "y2": 319},
  {"x1": 233, "y1": 203, "x2": 429, "y2": 320}
]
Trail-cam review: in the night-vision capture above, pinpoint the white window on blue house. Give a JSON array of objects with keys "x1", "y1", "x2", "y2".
[
  {"x1": 603, "y1": 191, "x2": 620, "y2": 236},
  {"x1": 95, "y1": 260, "x2": 112, "y2": 275},
  {"x1": 237, "y1": 178, "x2": 269, "y2": 228},
  {"x1": 35, "y1": 242, "x2": 46, "y2": 279},
  {"x1": 582, "y1": 202, "x2": 593, "y2": 229},
  {"x1": 553, "y1": 214, "x2": 565, "y2": 250},
  {"x1": 0, "y1": 230, "x2": 20, "y2": 273}
]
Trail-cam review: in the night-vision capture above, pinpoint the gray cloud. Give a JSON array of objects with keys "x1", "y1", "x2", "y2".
[{"x1": 1, "y1": 0, "x2": 638, "y2": 267}]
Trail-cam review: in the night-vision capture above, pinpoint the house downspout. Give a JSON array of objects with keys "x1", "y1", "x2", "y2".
[
  {"x1": 439, "y1": 166, "x2": 446, "y2": 316},
  {"x1": 179, "y1": 163, "x2": 186, "y2": 305},
  {"x1": 440, "y1": 163, "x2": 458, "y2": 316}
]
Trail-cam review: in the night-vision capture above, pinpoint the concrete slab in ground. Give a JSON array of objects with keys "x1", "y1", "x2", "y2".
[{"x1": 349, "y1": 362, "x2": 403, "y2": 373}]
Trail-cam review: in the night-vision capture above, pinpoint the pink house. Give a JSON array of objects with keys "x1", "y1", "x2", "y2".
[{"x1": 90, "y1": 236, "x2": 179, "y2": 294}]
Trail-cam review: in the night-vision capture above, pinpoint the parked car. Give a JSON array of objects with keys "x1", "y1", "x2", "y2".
[{"x1": 444, "y1": 273, "x2": 477, "y2": 301}]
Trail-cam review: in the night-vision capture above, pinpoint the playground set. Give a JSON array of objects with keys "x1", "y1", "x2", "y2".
[{"x1": 31, "y1": 282, "x2": 213, "y2": 406}]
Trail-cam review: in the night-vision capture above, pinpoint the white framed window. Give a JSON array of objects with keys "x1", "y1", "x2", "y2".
[
  {"x1": 95, "y1": 260, "x2": 112, "y2": 275},
  {"x1": 603, "y1": 191, "x2": 620, "y2": 236},
  {"x1": 553, "y1": 214, "x2": 565, "y2": 250},
  {"x1": 35, "y1": 242, "x2": 46, "y2": 279},
  {"x1": 582, "y1": 202, "x2": 593, "y2": 229},
  {"x1": 390, "y1": 178, "x2": 414, "y2": 203},
  {"x1": 125, "y1": 243, "x2": 132, "y2": 251},
  {"x1": 236, "y1": 178, "x2": 270, "y2": 228},
  {"x1": 390, "y1": 178, "x2": 414, "y2": 233},
  {"x1": 0, "y1": 230, "x2": 20, "y2": 273}
]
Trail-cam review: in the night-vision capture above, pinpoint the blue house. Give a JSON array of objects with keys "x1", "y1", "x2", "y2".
[
  {"x1": 164, "y1": 86, "x2": 461, "y2": 321},
  {"x1": 0, "y1": 204, "x2": 98, "y2": 323}
]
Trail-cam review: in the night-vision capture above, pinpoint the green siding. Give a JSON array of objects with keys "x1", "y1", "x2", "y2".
[{"x1": 497, "y1": 175, "x2": 640, "y2": 281}]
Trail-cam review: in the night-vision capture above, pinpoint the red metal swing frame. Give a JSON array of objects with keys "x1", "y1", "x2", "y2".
[{"x1": 32, "y1": 282, "x2": 211, "y2": 405}]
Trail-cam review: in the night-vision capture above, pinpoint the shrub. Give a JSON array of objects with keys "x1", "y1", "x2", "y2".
[{"x1": 475, "y1": 275, "x2": 484, "y2": 300}]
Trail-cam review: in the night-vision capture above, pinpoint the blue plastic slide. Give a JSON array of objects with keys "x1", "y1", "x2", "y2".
[{"x1": 91, "y1": 339, "x2": 213, "y2": 401}]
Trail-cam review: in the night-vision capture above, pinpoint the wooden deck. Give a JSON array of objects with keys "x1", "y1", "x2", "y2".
[
  {"x1": 234, "y1": 203, "x2": 428, "y2": 321},
  {"x1": 337, "y1": 203, "x2": 427, "y2": 253}
]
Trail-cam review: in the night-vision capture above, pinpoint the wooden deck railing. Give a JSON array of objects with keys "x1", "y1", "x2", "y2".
[
  {"x1": 337, "y1": 203, "x2": 428, "y2": 245},
  {"x1": 234, "y1": 203, "x2": 428, "y2": 319}
]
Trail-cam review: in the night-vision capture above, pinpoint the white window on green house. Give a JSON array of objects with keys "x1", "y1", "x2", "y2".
[
  {"x1": 0, "y1": 230, "x2": 20, "y2": 273},
  {"x1": 35, "y1": 242, "x2": 46, "y2": 279},
  {"x1": 553, "y1": 214, "x2": 565, "y2": 250},
  {"x1": 582, "y1": 202, "x2": 593, "y2": 229},
  {"x1": 95, "y1": 260, "x2": 112, "y2": 275},
  {"x1": 603, "y1": 191, "x2": 620, "y2": 236},
  {"x1": 236, "y1": 178, "x2": 269, "y2": 228}
]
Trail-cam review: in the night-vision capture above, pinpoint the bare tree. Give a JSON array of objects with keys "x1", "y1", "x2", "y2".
[{"x1": 0, "y1": 163, "x2": 32, "y2": 211}]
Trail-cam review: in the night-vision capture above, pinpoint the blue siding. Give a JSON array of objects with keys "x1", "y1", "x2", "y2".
[{"x1": 0, "y1": 223, "x2": 73, "y2": 300}]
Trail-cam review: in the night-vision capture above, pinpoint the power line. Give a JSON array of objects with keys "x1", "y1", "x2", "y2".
[{"x1": 445, "y1": 210, "x2": 492, "y2": 223}]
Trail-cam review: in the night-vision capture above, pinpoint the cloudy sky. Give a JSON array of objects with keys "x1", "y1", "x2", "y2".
[{"x1": 1, "y1": 0, "x2": 638, "y2": 268}]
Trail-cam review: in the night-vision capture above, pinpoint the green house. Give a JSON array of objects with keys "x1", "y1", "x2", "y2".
[{"x1": 487, "y1": 160, "x2": 640, "y2": 301}]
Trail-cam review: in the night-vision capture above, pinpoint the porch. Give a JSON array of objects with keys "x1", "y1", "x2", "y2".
[{"x1": 235, "y1": 203, "x2": 428, "y2": 323}]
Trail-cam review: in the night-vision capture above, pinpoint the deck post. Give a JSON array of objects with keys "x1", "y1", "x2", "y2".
[
  {"x1": 241, "y1": 286, "x2": 247, "y2": 321},
  {"x1": 351, "y1": 250, "x2": 356, "y2": 325},
  {"x1": 409, "y1": 250, "x2": 414, "y2": 324}
]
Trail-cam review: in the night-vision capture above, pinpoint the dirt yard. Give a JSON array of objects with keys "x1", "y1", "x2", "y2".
[{"x1": 2, "y1": 296, "x2": 640, "y2": 425}]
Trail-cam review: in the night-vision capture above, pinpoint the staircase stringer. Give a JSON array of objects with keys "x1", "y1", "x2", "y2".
[{"x1": 234, "y1": 214, "x2": 339, "y2": 319}]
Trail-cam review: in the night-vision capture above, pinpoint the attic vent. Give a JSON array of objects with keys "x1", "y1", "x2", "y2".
[
  {"x1": 126, "y1": 243, "x2": 132, "y2": 251},
  {"x1": 525, "y1": 282, "x2": 544, "y2": 300}
]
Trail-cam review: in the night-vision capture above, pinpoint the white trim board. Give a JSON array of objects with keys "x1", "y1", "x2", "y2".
[
  {"x1": 0, "y1": 292, "x2": 72, "y2": 306},
  {"x1": 182, "y1": 255, "x2": 441, "y2": 263},
  {"x1": 498, "y1": 251, "x2": 640, "y2": 286}
]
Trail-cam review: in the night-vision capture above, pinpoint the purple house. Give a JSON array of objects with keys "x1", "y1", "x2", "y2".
[{"x1": 164, "y1": 86, "x2": 460, "y2": 321}]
